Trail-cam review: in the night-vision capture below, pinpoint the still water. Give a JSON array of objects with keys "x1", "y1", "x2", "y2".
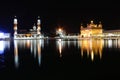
[{"x1": 0, "y1": 38, "x2": 120, "y2": 79}]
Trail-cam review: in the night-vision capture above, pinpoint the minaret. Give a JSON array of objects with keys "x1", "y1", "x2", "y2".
[
  {"x1": 98, "y1": 21, "x2": 102, "y2": 28},
  {"x1": 37, "y1": 16, "x2": 41, "y2": 34},
  {"x1": 14, "y1": 16, "x2": 18, "y2": 35},
  {"x1": 80, "y1": 23, "x2": 83, "y2": 29},
  {"x1": 33, "y1": 23, "x2": 36, "y2": 31},
  {"x1": 90, "y1": 20, "x2": 94, "y2": 24}
]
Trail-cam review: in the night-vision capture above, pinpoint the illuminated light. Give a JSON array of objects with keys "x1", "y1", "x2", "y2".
[
  {"x1": 14, "y1": 18, "x2": 17, "y2": 24},
  {"x1": 87, "y1": 49, "x2": 89, "y2": 57},
  {"x1": 26, "y1": 34, "x2": 31, "y2": 37},
  {"x1": 0, "y1": 32, "x2": 4, "y2": 39},
  {"x1": 56, "y1": 28, "x2": 63, "y2": 34},
  {"x1": 0, "y1": 41, "x2": 4, "y2": 54},
  {"x1": 37, "y1": 19, "x2": 41, "y2": 24},
  {"x1": 80, "y1": 21, "x2": 103, "y2": 38},
  {"x1": 33, "y1": 40, "x2": 37, "y2": 58},
  {"x1": 41, "y1": 40, "x2": 44, "y2": 48},
  {"x1": 59, "y1": 42, "x2": 62, "y2": 57},
  {"x1": 37, "y1": 40, "x2": 41, "y2": 66},
  {"x1": 14, "y1": 26, "x2": 17, "y2": 30},
  {"x1": 58, "y1": 39, "x2": 62, "y2": 42},
  {"x1": 81, "y1": 49, "x2": 83, "y2": 57},
  {"x1": 38, "y1": 52, "x2": 41, "y2": 66},
  {"x1": 26, "y1": 40, "x2": 30, "y2": 48},
  {"x1": 99, "y1": 50, "x2": 102, "y2": 59},
  {"x1": 14, "y1": 40, "x2": 19, "y2": 68},
  {"x1": 58, "y1": 28, "x2": 62, "y2": 32},
  {"x1": 79, "y1": 39, "x2": 104, "y2": 61},
  {"x1": 30, "y1": 40, "x2": 33, "y2": 54},
  {"x1": 58, "y1": 39, "x2": 62, "y2": 57},
  {"x1": 108, "y1": 39, "x2": 112, "y2": 48},
  {"x1": 15, "y1": 52, "x2": 19, "y2": 68},
  {"x1": 91, "y1": 50, "x2": 94, "y2": 61},
  {"x1": 56, "y1": 39, "x2": 65, "y2": 58}
]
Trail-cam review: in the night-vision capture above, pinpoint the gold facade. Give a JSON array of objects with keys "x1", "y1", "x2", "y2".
[{"x1": 80, "y1": 20, "x2": 103, "y2": 37}]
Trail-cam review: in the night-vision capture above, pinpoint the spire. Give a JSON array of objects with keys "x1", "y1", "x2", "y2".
[
  {"x1": 38, "y1": 16, "x2": 40, "y2": 19},
  {"x1": 81, "y1": 23, "x2": 83, "y2": 29},
  {"x1": 14, "y1": 16, "x2": 18, "y2": 34},
  {"x1": 37, "y1": 16, "x2": 41, "y2": 34},
  {"x1": 14, "y1": 15, "x2": 17, "y2": 18},
  {"x1": 37, "y1": 16, "x2": 41, "y2": 25},
  {"x1": 33, "y1": 23, "x2": 36, "y2": 31},
  {"x1": 14, "y1": 16, "x2": 17, "y2": 24},
  {"x1": 90, "y1": 20, "x2": 94, "y2": 24},
  {"x1": 98, "y1": 21, "x2": 102, "y2": 28}
]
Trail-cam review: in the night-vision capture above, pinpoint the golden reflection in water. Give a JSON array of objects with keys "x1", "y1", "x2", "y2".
[
  {"x1": 78, "y1": 39, "x2": 104, "y2": 61},
  {"x1": 14, "y1": 40, "x2": 19, "y2": 68},
  {"x1": 56, "y1": 39, "x2": 65, "y2": 57},
  {"x1": 37, "y1": 40, "x2": 42, "y2": 66},
  {"x1": 14, "y1": 40, "x2": 44, "y2": 67},
  {"x1": 26, "y1": 40, "x2": 31, "y2": 48}
]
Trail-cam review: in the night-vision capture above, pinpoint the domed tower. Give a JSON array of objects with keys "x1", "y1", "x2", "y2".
[
  {"x1": 98, "y1": 21, "x2": 102, "y2": 28},
  {"x1": 14, "y1": 16, "x2": 18, "y2": 35},
  {"x1": 37, "y1": 16, "x2": 41, "y2": 34},
  {"x1": 80, "y1": 23, "x2": 83, "y2": 29}
]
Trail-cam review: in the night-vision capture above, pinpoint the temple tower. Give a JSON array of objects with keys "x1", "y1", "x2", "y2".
[
  {"x1": 14, "y1": 16, "x2": 18, "y2": 35},
  {"x1": 37, "y1": 16, "x2": 41, "y2": 34}
]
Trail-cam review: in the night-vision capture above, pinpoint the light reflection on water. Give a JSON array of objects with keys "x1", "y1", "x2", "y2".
[
  {"x1": 56, "y1": 39, "x2": 65, "y2": 57},
  {"x1": 0, "y1": 40, "x2": 10, "y2": 69},
  {"x1": 104, "y1": 39, "x2": 120, "y2": 48},
  {"x1": 0, "y1": 40, "x2": 10, "y2": 54},
  {"x1": 78, "y1": 39, "x2": 104, "y2": 61},
  {"x1": 1, "y1": 38, "x2": 120, "y2": 78},
  {"x1": 2, "y1": 38, "x2": 120, "y2": 69},
  {"x1": 56, "y1": 39, "x2": 104, "y2": 61},
  {"x1": 0, "y1": 41, "x2": 5, "y2": 54},
  {"x1": 56, "y1": 39, "x2": 78, "y2": 57},
  {"x1": 13, "y1": 39, "x2": 44, "y2": 68},
  {"x1": 55, "y1": 38, "x2": 120, "y2": 61}
]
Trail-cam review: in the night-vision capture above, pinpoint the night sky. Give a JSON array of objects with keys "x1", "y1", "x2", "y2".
[{"x1": 0, "y1": 0, "x2": 120, "y2": 36}]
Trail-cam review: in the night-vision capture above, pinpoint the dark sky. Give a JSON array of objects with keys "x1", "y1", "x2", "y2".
[{"x1": 0, "y1": 0, "x2": 120, "y2": 35}]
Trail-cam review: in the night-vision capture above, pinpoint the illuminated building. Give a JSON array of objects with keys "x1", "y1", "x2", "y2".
[
  {"x1": 80, "y1": 20, "x2": 103, "y2": 38},
  {"x1": 13, "y1": 16, "x2": 44, "y2": 39},
  {"x1": 0, "y1": 32, "x2": 10, "y2": 40},
  {"x1": 56, "y1": 27, "x2": 66, "y2": 38},
  {"x1": 55, "y1": 27, "x2": 79, "y2": 39}
]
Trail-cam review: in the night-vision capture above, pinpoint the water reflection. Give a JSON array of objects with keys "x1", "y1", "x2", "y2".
[
  {"x1": 13, "y1": 38, "x2": 120, "y2": 68},
  {"x1": 56, "y1": 39, "x2": 65, "y2": 57},
  {"x1": 0, "y1": 40, "x2": 10, "y2": 54},
  {"x1": 14, "y1": 40, "x2": 19, "y2": 68},
  {"x1": 0, "y1": 40, "x2": 10, "y2": 69},
  {"x1": 67, "y1": 40, "x2": 77, "y2": 48},
  {"x1": 0, "y1": 41, "x2": 5, "y2": 54},
  {"x1": 104, "y1": 39, "x2": 119, "y2": 48},
  {"x1": 78, "y1": 39, "x2": 104, "y2": 61},
  {"x1": 13, "y1": 39, "x2": 44, "y2": 68},
  {"x1": 56, "y1": 39, "x2": 78, "y2": 57}
]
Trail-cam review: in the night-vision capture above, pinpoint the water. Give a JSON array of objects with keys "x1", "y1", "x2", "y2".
[{"x1": 0, "y1": 38, "x2": 120, "y2": 79}]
